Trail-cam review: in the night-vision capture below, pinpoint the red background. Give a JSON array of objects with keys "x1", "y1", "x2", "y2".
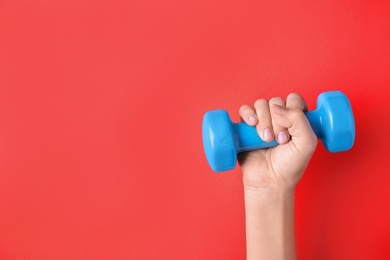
[{"x1": 1, "y1": 0, "x2": 390, "y2": 259}]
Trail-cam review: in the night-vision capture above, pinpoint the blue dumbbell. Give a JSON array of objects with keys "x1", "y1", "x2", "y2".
[{"x1": 202, "y1": 91, "x2": 355, "y2": 172}]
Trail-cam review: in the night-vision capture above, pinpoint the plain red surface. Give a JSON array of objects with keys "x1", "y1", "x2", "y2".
[{"x1": 1, "y1": 0, "x2": 390, "y2": 259}]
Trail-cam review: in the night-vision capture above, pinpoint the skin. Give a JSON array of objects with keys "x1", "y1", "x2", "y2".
[{"x1": 238, "y1": 93, "x2": 318, "y2": 260}]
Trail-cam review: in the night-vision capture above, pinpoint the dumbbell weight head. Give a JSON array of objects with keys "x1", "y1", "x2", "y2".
[
  {"x1": 202, "y1": 109, "x2": 238, "y2": 172},
  {"x1": 311, "y1": 91, "x2": 355, "y2": 153}
]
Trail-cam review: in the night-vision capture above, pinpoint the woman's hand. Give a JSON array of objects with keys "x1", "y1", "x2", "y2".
[{"x1": 238, "y1": 93, "x2": 318, "y2": 191}]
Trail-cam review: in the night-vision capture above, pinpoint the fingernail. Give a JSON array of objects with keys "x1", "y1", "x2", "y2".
[
  {"x1": 278, "y1": 131, "x2": 288, "y2": 143},
  {"x1": 248, "y1": 115, "x2": 257, "y2": 124},
  {"x1": 272, "y1": 104, "x2": 285, "y2": 115},
  {"x1": 264, "y1": 128, "x2": 273, "y2": 141}
]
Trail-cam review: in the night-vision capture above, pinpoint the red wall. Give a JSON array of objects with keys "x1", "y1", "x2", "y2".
[{"x1": 1, "y1": 0, "x2": 390, "y2": 259}]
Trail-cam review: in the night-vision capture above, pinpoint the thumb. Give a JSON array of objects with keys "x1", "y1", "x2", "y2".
[{"x1": 271, "y1": 104, "x2": 317, "y2": 155}]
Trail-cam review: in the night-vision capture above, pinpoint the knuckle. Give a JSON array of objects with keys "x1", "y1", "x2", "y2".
[
  {"x1": 269, "y1": 97, "x2": 284, "y2": 105},
  {"x1": 287, "y1": 93, "x2": 306, "y2": 110},
  {"x1": 254, "y1": 98, "x2": 268, "y2": 108},
  {"x1": 289, "y1": 92, "x2": 302, "y2": 98},
  {"x1": 239, "y1": 104, "x2": 253, "y2": 116},
  {"x1": 288, "y1": 92, "x2": 303, "y2": 99}
]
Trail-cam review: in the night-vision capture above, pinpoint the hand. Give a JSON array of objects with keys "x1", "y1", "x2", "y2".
[{"x1": 238, "y1": 93, "x2": 318, "y2": 191}]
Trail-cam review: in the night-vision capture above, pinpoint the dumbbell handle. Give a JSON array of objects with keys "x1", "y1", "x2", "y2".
[{"x1": 235, "y1": 110, "x2": 320, "y2": 152}]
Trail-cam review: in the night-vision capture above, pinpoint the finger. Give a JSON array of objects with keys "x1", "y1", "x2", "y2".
[
  {"x1": 269, "y1": 97, "x2": 289, "y2": 144},
  {"x1": 239, "y1": 104, "x2": 258, "y2": 126},
  {"x1": 286, "y1": 93, "x2": 308, "y2": 112},
  {"x1": 271, "y1": 104, "x2": 317, "y2": 155},
  {"x1": 253, "y1": 99, "x2": 274, "y2": 142}
]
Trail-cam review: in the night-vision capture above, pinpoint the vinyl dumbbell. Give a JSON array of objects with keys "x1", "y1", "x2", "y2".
[{"x1": 202, "y1": 91, "x2": 355, "y2": 172}]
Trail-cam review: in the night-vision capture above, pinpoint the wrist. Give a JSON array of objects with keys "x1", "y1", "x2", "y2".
[
  {"x1": 244, "y1": 185, "x2": 296, "y2": 201},
  {"x1": 242, "y1": 167, "x2": 302, "y2": 192}
]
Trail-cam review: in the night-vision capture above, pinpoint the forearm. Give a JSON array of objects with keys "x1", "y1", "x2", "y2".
[{"x1": 244, "y1": 186, "x2": 296, "y2": 260}]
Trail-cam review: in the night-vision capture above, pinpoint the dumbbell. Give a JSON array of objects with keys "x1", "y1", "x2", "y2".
[{"x1": 202, "y1": 91, "x2": 355, "y2": 172}]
